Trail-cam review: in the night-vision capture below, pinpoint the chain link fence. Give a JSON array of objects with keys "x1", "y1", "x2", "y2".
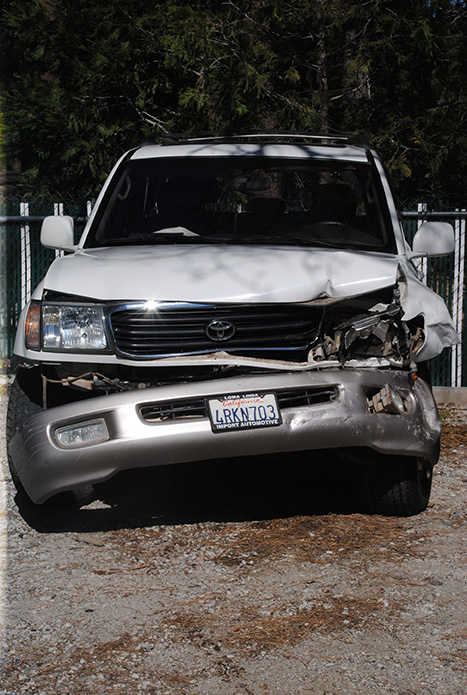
[{"x1": 1, "y1": 196, "x2": 466, "y2": 385}]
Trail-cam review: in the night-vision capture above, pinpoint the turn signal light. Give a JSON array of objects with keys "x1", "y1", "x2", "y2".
[{"x1": 25, "y1": 301, "x2": 41, "y2": 350}]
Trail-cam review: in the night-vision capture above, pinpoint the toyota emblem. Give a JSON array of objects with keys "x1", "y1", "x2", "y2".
[{"x1": 205, "y1": 320, "x2": 236, "y2": 342}]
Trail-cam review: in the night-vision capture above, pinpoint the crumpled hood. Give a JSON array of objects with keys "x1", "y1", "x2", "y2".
[{"x1": 43, "y1": 245, "x2": 400, "y2": 303}]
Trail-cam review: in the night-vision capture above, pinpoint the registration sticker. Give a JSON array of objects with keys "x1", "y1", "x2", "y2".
[{"x1": 207, "y1": 392, "x2": 282, "y2": 433}]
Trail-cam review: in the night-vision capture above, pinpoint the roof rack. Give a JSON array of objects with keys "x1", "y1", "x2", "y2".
[{"x1": 141, "y1": 131, "x2": 372, "y2": 149}]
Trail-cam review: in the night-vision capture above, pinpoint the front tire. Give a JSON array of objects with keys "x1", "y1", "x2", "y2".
[
  {"x1": 362, "y1": 455, "x2": 433, "y2": 516},
  {"x1": 6, "y1": 368, "x2": 43, "y2": 490}
]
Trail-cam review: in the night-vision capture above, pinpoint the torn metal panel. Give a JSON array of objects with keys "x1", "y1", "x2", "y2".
[{"x1": 401, "y1": 270, "x2": 460, "y2": 360}]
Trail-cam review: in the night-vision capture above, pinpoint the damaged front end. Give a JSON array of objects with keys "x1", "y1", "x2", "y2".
[
  {"x1": 36, "y1": 281, "x2": 426, "y2": 400},
  {"x1": 309, "y1": 284, "x2": 424, "y2": 370},
  {"x1": 9, "y1": 280, "x2": 441, "y2": 512}
]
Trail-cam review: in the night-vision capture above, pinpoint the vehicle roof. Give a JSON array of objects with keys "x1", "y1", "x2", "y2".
[{"x1": 130, "y1": 142, "x2": 371, "y2": 163}]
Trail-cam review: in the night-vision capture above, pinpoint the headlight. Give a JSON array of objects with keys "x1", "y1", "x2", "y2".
[{"x1": 42, "y1": 304, "x2": 108, "y2": 351}]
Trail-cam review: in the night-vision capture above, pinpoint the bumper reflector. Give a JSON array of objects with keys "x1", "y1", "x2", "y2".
[{"x1": 54, "y1": 419, "x2": 109, "y2": 449}]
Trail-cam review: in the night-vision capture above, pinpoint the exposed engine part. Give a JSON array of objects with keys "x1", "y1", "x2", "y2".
[
  {"x1": 39, "y1": 362, "x2": 275, "y2": 397},
  {"x1": 368, "y1": 384, "x2": 408, "y2": 415},
  {"x1": 44, "y1": 372, "x2": 131, "y2": 393},
  {"x1": 329, "y1": 299, "x2": 424, "y2": 367}
]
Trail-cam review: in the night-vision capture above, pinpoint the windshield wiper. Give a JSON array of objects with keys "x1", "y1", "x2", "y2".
[
  {"x1": 283, "y1": 234, "x2": 381, "y2": 250},
  {"x1": 91, "y1": 235, "x2": 377, "y2": 250},
  {"x1": 91, "y1": 235, "x2": 228, "y2": 247},
  {"x1": 285, "y1": 236, "x2": 354, "y2": 249},
  {"x1": 225, "y1": 235, "x2": 350, "y2": 248}
]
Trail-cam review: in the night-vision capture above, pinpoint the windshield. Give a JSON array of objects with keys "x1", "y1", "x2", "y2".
[{"x1": 86, "y1": 156, "x2": 394, "y2": 252}]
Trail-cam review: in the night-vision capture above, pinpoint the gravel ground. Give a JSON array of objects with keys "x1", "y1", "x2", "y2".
[{"x1": 0, "y1": 381, "x2": 466, "y2": 695}]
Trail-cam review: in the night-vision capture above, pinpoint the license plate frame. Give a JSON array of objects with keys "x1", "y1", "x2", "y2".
[{"x1": 207, "y1": 392, "x2": 282, "y2": 433}]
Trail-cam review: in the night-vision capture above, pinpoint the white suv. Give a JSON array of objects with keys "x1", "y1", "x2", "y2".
[{"x1": 7, "y1": 133, "x2": 458, "y2": 514}]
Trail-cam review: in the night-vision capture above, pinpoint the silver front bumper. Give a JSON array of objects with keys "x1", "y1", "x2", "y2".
[{"x1": 9, "y1": 369, "x2": 441, "y2": 503}]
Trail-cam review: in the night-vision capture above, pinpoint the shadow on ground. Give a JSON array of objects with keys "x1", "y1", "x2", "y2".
[{"x1": 13, "y1": 450, "x2": 366, "y2": 533}]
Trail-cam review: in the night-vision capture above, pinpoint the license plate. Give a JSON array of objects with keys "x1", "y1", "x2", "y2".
[{"x1": 207, "y1": 392, "x2": 282, "y2": 433}]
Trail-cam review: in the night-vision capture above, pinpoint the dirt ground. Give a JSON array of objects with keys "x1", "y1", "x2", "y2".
[{"x1": 0, "y1": 383, "x2": 465, "y2": 695}]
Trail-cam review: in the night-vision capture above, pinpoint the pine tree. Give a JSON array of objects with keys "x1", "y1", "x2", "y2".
[{"x1": 2, "y1": 0, "x2": 466, "y2": 203}]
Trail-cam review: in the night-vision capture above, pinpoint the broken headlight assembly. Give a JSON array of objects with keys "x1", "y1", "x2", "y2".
[
  {"x1": 314, "y1": 288, "x2": 425, "y2": 367},
  {"x1": 25, "y1": 300, "x2": 109, "y2": 352}
]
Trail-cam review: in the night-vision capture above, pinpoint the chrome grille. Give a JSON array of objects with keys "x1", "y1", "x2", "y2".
[{"x1": 110, "y1": 303, "x2": 320, "y2": 358}]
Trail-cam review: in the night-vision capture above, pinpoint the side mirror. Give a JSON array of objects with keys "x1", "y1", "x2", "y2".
[
  {"x1": 41, "y1": 216, "x2": 76, "y2": 250},
  {"x1": 411, "y1": 221, "x2": 455, "y2": 257}
]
